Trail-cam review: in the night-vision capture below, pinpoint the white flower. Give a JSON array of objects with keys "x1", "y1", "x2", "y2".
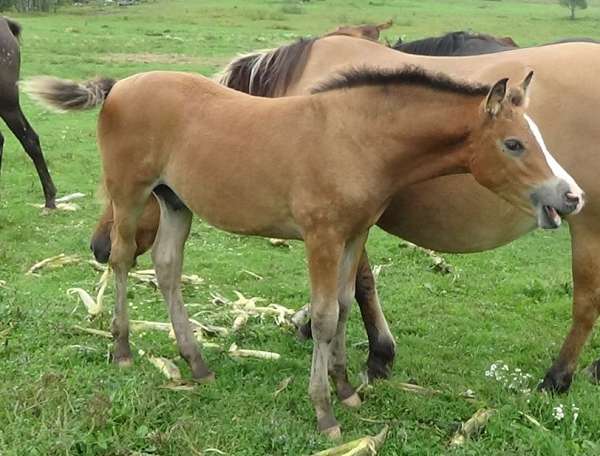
[{"x1": 553, "y1": 404, "x2": 565, "y2": 421}]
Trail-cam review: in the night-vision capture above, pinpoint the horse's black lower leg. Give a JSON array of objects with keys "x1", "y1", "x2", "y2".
[
  {"x1": 0, "y1": 131, "x2": 5, "y2": 176},
  {"x1": 1, "y1": 106, "x2": 56, "y2": 208}
]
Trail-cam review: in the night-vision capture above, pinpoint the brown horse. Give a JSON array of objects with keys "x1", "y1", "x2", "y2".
[
  {"x1": 26, "y1": 65, "x2": 579, "y2": 436},
  {"x1": 0, "y1": 17, "x2": 56, "y2": 209},
  {"x1": 88, "y1": 33, "x2": 600, "y2": 395}
]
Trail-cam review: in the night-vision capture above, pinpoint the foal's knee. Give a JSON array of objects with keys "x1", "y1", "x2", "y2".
[{"x1": 311, "y1": 305, "x2": 339, "y2": 343}]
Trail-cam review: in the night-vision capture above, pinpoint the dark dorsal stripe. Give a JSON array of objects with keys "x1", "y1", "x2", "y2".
[{"x1": 311, "y1": 65, "x2": 490, "y2": 97}]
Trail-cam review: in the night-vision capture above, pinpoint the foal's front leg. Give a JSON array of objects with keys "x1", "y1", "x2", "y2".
[
  {"x1": 328, "y1": 235, "x2": 369, "y2": 408},
  {"x1": 305, "y1": 232, "x2": 345, "y2": 439},
  {"x1": 151, "y1": 194, "x2": 213, "y2": 382}
]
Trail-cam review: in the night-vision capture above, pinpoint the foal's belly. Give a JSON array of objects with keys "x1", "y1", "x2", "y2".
[{"x1": 378, "y1": 174, "x2": 536, "y2": 253}]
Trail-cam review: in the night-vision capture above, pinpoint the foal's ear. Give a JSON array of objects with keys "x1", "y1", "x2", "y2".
[
  {"x1": 508, "y1": 70, "x2": 534, "y2": 108},
  {"x1": 485, "y1": 78, "x2": 509, "y2": 117}
]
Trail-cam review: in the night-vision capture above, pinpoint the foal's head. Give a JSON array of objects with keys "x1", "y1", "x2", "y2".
[{"x1": 468, "y1": 71, "x2": 584, "y2": 228}]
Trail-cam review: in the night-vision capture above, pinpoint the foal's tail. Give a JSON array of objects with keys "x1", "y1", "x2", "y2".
[{"x1": 22, "y1": 77, "x2": 117, "y2": 112}]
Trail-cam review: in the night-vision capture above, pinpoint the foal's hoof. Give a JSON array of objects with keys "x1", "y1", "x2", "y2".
[
  {"x1": 114, "y1": 357, "x2": 133, "y2": 368},
  {"x1": 538, "y1": 368, "x2": 572, "y2": 394},
  {"x1": 322, "y1": 425, "x2": 342, "y2": 441},
  {"x1": 341, "y1": 392, "x2": 362, "y2": 408}
]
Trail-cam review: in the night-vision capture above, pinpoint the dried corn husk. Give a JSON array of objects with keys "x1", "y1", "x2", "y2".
[
  {"x1": 394, "y1": 382, "x2": 440, "y2": 396},
  {"x1": 311, "y1": 426, "x2": 389, "y2": 456},
  {"x1": 274, "y1": 376, "x2": 293, "y2": 396},
  {"x1": 241, "y1": 269, "x2": 263, "y2": 280},
  {"x1": 27, "y1": 254, "x2": 80, "y2": 275},
  {"x1": 269, "y1": 238, "x2": 289, "y2": 247},
  {"x1": 399, "y1": 240, "x2": 453, "y2": 274},
  {"x1": 160, "y1": 380, "x2": 196, "y2": 391},
  {"x1": 55, "y1": 192, "x2": 86, "y2": 203},
  {"x1": 228, "y1": 343, "x2": 280, "y2": 360},
  {"x1": 450, "y1": 408, "x2": 495, "y2": 446},
  {"x1": 73, "y1": 325, "x2": 112, "y2": 338},
  {"x1": 232, "y1": 313, "x2": 249, "y2": 331},
  {"x1": 147, "y1": 356, "x2": 181, "y2": 380},
  {"x1": 30, "y1": 202, "x2": 80, "y2": 211}
]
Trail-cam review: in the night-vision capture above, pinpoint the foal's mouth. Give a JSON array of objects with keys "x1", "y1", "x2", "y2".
[{"x1": 539, "y1": 205, "x2": 562, "y2": 229}]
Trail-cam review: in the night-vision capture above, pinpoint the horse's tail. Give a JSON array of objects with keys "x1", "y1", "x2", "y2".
[
  {"x1": 214, "y1": 37, "x2": 317, "y2": 97},
  {"x1": 21, "y1": 76, "x2": 117, "y2": 112},
  {"x1": 4, "y1": 17, "x2": 21, "y2": 41}
]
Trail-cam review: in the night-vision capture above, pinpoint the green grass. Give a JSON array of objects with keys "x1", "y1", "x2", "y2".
[{"x1": 2, "y1": 0, "x2": 600, "y2": 454}]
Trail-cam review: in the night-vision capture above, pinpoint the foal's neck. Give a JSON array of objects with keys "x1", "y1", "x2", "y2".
[{"x1": 321, "y1": 85, "x2": 480, "y2": 189}]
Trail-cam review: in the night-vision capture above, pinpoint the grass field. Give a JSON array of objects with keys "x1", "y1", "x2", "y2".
[{"x1": 2, "y1": 0, "x2": 600, "y2": 454}]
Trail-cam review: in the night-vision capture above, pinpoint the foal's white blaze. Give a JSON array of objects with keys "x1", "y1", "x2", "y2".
[{"x1": 524, "y1": 113, "x2": 584, "y2": 214}]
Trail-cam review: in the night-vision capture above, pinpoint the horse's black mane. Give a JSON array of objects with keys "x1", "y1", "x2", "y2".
[
  {"x1": 392, "y1": 31, "x2": 513, "y2": 56},
  {"x1": 311, "y1": 65, "x2": 490, "y2": 97}
]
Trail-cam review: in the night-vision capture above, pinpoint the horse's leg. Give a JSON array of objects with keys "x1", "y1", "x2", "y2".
[
  {"x1": 151, "y1": 187, "x2": 213, "y2": 382},
  {"x1": 329, "y1": 234, "x2": 368, "y2": 408},
  {"x1": 109, "y1": 191, "x2": 149, "y2": 366},
  {"x1": 298, "y1": 249, "x2": 396, "y2": 381},
  {"x1": 540, "y1": 220, "x2": 600, "y2": 392},
  {"x1": 0, "y1": 131, "x2": 4, "y2": 175},
  {"x1": 1, "y1": 105, "x2": 57, "y2": 208},
  {"x1": 355, "y1": 250, "x2": 396, "y2": 380},
  {"x1": 305, "y1": 231, "x2": 345, "y2": 439}
]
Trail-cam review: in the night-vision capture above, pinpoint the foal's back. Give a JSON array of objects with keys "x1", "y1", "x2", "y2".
[{"x1": 98, "y1": 71, "x2": 320, "y2": 238}]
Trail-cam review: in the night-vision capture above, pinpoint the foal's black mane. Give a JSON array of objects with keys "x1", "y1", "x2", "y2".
[
  {"x1": 311, "y1": 65, "x2": 490, "y2": 97},
  {"x1": 392, "y1": 31, "x2": 515, "y2": 56}
]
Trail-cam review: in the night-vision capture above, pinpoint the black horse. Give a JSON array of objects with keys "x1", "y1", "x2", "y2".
[
  {"x1": 393, "y1": 30, "x2": 600, "y2": 56},
  {"x1": 0, "y1": 17, "x2": 56, "y2": 209}
]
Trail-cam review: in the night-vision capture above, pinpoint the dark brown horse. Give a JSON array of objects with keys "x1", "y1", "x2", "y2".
[
  {"x1": 0, "y1": 17, "x2": 55, "y2": 209},
  {"x1": 393, "y1": 31, "x2": 518, "y2": 56},
  {"x1": 392, "y1": 30, "x2": 600, "y2": 57}
]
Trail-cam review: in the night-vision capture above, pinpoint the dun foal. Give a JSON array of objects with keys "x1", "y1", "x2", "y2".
[{"x1": 26, "y1": 67, "x2": 582, "y2": 437}]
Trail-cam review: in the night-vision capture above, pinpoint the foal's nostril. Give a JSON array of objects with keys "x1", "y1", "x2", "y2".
[{"x1": 565, "y1": 192, "x2": 580, "y2": 204}]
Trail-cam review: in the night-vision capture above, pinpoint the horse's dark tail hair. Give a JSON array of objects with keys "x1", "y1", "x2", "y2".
[
  {"x1": 4, "y1": 17, "x2": 21, "y2": 41},
  {"x1": 22, "y1": 77, "x2": 117, "y2": 112}
]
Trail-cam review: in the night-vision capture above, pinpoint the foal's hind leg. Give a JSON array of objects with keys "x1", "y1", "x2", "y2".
[
  {"x1": 151, "y1": 187, "x2": 213, "y2": 382},
  {"x1": 109, "y1": 202, "x2": 145, "y2": 366},
  {"x1": 1, "y1": 105, "x2": 57, "y2": 208}
]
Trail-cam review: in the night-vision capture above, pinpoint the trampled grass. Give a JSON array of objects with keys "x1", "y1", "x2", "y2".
[{"x1": 1, "y1": 0, "x2": 600, "y2": 454}]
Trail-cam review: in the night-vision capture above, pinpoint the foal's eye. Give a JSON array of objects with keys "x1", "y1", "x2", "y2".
[{"x1": 503, "y1": 138, "x2": 525, "y2": 156}]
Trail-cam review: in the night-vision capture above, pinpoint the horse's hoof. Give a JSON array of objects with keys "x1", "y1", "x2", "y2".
[
  {"x1": 538, "y1": 369, "x2": 572, "y2": 394},
  {"x1": 341, "y1": 392, "x2": 362, "y2": 408},
  {"x1": 115, "y1": 357, "x2": 133, "y2": 368},
  {"x1": 585, "y1": 362, "x2": 600, "y2": 384},
  {"x1": 194, "y1": 371, "x2": 216, "y2": 384},
  {"x1": 322, "y1": 425, "x2": 342, "y2": 441},
  {"x1": 296, "y1": 324, "x2": 311, "y2": 342}
]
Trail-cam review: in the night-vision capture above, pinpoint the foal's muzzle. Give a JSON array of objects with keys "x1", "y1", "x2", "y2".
[{"x1": 531, "y1": 178, "x2": 585, "y2": 229}]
